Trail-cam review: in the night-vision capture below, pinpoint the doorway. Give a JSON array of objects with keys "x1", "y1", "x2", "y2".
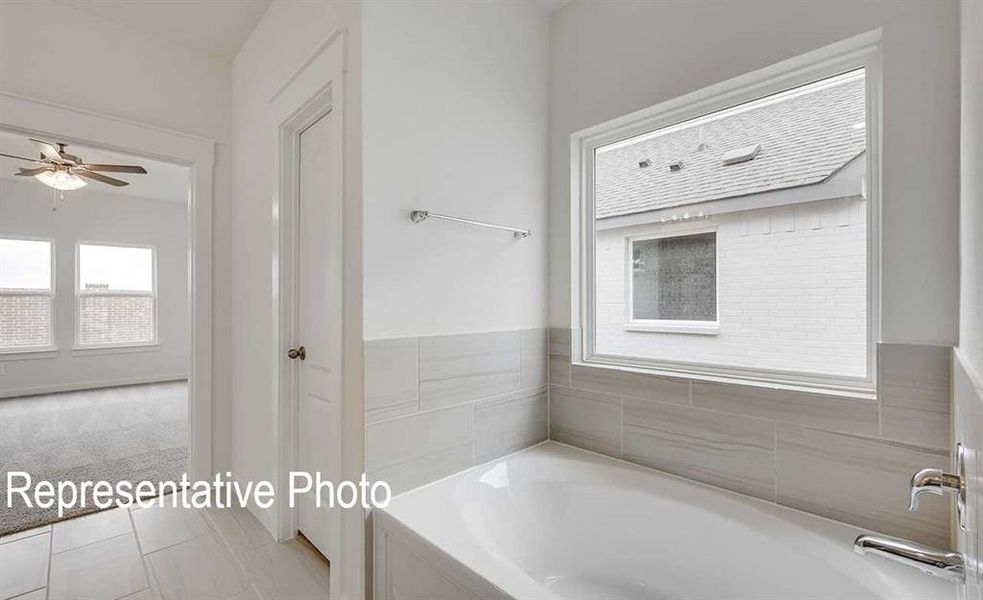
[
  {"x1": 0, "y1": 93, "x2": 214, "y2": 536},
  {"x1": 0, "y1": 131, "x2": 192, "y2": 534}
]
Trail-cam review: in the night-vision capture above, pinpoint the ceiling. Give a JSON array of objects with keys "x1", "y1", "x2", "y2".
[
  {"x1": 53, "y1": 0, "x2": 272, "y2": 62},
  {"x1": 52, "y1": 1, "x2": 566, "y2": 62},
  {"x1": 0, "y1": 130, "x2": 190, "y2": 203}
]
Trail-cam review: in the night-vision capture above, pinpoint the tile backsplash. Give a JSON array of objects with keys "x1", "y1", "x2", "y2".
[
  {"x1": 364, "y1": 329, "x2": 548, "y2": 494},
  {"x1": 365, "y1": 326, "x2": 955, "y2": 549},
  {"x1": 549, "y1": 328, "x2": 953, "y2": 547}
]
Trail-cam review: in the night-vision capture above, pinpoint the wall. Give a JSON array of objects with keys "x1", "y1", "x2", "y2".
[
  {"x1": 364, "y1": 329, "x2": 547, "y2": 495},
  {"x1": 956, "y1": 0, "x2": 983, "y2": 597},
  {"x1": 0, "y1": 179, "x2": 187, "y2": 397},
  {"x1": 548, "y1": 0, "x2": 960, "y2": 347},
  {"x1": 595, "y1": 197, "x2": 867, "y2": 377},
  {"x1": 360, "y1": 0, "x2": 550, "y2": 496},
  {"x1": 0, "y1": 0, "x2": 234, "y2": 469},
  {"x1": 549, "y1": 330, "x2": 952, "y2": 547},
  {"x1": 362, "y1": 0, "x2": 549, "y2": 340}
]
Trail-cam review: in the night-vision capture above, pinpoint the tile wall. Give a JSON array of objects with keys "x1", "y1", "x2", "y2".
[
  {"x1": 549, "y1": 328, "x2": 953, "y2": 547},
  {"x1": 954, "y1": 352, "x2": 982, "y2": 599},
  {"x1": 364, "y1": 329, "x2": 548, "y2": 494}
]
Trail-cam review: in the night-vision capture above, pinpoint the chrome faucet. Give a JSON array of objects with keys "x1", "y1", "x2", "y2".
[
  {"x1": 853, "y1": 534, "x2": 965, "y2": 583},
  {"x1": 852, "y1": 443, "x2": 969, "y2": 583},
  {"x1": 909, "y1": 443, "x2": 967, "y2": 529},
  {"x1": 909, "y1": 467, "x2": 963, "y2": 511}
]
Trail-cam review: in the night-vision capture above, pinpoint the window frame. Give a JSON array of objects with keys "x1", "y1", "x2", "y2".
[
  {"x1": 0, "y1": 234, "x2": 57, "y2": 355},
  {"x1": 624, "y1": 226, "x2": 720, "y2": 335},
  {"x1": 74, "y1": 240, "x2": 159, "y2": 351},
  {"x1": 571, "y1": 31, "x2": 881, "y2": 397}
]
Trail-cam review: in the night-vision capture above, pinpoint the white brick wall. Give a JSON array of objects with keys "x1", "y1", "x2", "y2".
[{"x1": 595, "y1": 196, "x2": 868, "y2": 378}]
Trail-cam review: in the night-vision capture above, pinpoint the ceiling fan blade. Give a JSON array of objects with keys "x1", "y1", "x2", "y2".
[
  {"x1": 15, "y1": 167, "x2": 54, "y2": 177},
  {"x1": 0, "y1": 152, "x2": 46, "y2": 164},
  {"x1": 82, "y1": 164, "x2": 148, "y2": 174},
  {"x1": 78, "y1": 170, "x2": 129, "y2": 187},
  {"x1": 29, "y1": 138, "x2": 65, "y2": 162}
]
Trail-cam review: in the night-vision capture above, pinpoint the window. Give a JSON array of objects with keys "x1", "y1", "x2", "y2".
[
  {"x1": 627, "y1": 231, "x2": 718, "y2": 334},
  {"x1": 77, "y1": 243, "x2": 157, "y2": 347},
  {"x1": 0, "y1": 238, "x2": 54, "y2": 351},
  {"x1": 576, "y1": 44, "x2": 879, "y2": 395}
]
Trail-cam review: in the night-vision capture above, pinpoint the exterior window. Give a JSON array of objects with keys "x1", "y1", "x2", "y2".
[
  {"x1": 578, "y1": 59, "x2": 877, "y2": 394},
  {"x1": 630, "y1": 232, "x2": 717, "y2": 324},
  {"x1": 77, "y1": 243, "x2": 156, "y2": 347},
  {"x1": 0, "y1": 238, "x2": 54, "y2": 351}
]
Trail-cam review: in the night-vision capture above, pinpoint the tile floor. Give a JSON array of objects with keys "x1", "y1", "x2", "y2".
[{"x1": 0, "y1": 501, "x2": 329, "y2": 600}]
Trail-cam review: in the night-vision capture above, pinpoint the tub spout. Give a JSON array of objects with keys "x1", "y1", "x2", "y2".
[{"x1": 853, "y1": 533, "x2": 964, "y2": 583}]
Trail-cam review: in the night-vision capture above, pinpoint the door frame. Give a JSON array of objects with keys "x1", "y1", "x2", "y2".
[
  {"x1": 271, "y1": 28, "x2": 363, "y2": 600},
  {"x1": 0, "y1": 90, "x2": 215, "y2": 483}
]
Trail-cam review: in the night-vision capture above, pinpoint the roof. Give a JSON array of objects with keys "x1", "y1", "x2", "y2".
[{"x1": 594, "y1": 72, "x2": 866, "y2": 219}]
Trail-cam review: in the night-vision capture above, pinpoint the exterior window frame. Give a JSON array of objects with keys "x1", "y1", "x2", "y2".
[
  {"x1": 0, "y1": 235, "x2": 57, "y2": 355},
  {"x1": 624, "y1": 226, "x2": 719, "y2": 335},
  {"x1": 571, "y1": 31, "x2": 881, "y2": 397},
  {"x1": 74, "y1": 240, "x2": 159, "y2": 351}
]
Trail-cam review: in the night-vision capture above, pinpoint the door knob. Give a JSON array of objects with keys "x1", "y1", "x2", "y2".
[{"x1": 288, "y1": 346, "x2": 306, "y2": 360}]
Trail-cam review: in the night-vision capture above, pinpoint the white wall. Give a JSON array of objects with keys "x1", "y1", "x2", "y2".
[
  {"x1": 596, "y1": 198, "x2": 867, "y2": 377},
  {"x1": 0, "y1": 179, "x2": 188, "y2": 396},
  {"x1": 959, "y1": 0, "x2": 983, "y2": 379},
  {"x1": 362, "y1": 0, "x2": 550, "y2": 340},
  {"x1": 229, "y1": 0, "x2": 363, "y2": 545},
  {"x1": 548, "y1": 1, "x2": 961, "y2": 347},
  {"x1": 0, "y1": 0, "x2": 234, "y2": 468}
]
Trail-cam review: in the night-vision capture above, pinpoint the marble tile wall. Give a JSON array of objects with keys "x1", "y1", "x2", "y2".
[
  {"x1": 364, "y1": 329, "x2": 548, "y2": 495},
  {"x1": 549, "y1": 328, "x2": 953, "y2": 547},
  {"x1": 954, "y1": 352, "x2": 983, "y2": 599}
]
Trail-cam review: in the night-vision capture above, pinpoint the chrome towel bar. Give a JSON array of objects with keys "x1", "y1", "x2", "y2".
[{"x1": 410, "y1": 210, "x2": 531, "y2": 239}]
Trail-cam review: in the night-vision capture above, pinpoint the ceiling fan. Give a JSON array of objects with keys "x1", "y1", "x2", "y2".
[{"x1": 0, "y1": 138, "x2": 147, "y2": 191}]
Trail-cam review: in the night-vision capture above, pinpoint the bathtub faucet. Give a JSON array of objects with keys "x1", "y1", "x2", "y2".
[
  {"x1": 853, "y1": 533, "x2": 964, "y2": 583},
  {"x1": 909, "y1": 467, "x2": 963, "y2": 512}
]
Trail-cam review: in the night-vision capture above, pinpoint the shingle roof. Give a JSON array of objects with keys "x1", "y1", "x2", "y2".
[{"x1": 595, "y1": 73, "x2": 866, "y2": 219}]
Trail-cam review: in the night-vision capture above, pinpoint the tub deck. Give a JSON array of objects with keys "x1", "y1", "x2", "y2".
[{"x1": 373, "y1": 441, "x2": 955, "y2": 600}]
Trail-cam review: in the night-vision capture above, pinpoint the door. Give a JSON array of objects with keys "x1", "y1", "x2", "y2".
[{"x1": 294, "y1": 109, "x2": 343, "y2": 561}]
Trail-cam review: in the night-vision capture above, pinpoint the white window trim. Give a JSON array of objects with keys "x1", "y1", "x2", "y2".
[
  {"x1": 0, "y1": 234, "x2": 57, "y2": 354},
  {"x1": 625, "y1": 226, "x2": 719, "y2": 335},
  {"x1": 570, "y1": 30, "x2": 882, "y2": 398},
  {"x1": 74, "y1": 240, "x2": 159, "y2": 350}
]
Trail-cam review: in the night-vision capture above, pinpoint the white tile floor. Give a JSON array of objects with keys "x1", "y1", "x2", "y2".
[{"x1": 0, "y1": 502, "x2": 329, "y2": 600}]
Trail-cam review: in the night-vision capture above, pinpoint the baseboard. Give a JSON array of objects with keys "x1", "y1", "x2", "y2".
[{"x1": 0, "y1": 374, "x2": 188, "y2": 399}]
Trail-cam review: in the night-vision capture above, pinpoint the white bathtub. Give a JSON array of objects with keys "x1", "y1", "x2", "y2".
[{"x1": 372, "y1": 442, "x2": 955, "y2": 599}]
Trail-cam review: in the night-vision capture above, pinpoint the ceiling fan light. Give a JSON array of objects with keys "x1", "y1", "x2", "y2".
[{"x1": 35, "y1": 170, "x2": 87, "y2": 191}]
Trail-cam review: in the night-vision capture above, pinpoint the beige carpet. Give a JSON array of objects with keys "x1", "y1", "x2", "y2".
[{"x1": 0, "y1": 381, "x2": 187, "y2": 536}]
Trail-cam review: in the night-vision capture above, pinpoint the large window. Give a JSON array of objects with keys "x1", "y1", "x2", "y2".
[
  {"x1": 0, "y1": 238, "x2": 54, "y2": 351},
  {"x1": 77, "y1": 243, "x2": 157, "y2": 347},
  {"x1": 577, "y1": 52, "x2": 878, "y2": 394}
]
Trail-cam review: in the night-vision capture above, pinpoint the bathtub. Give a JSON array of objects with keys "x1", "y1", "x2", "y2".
[{"x1": 372, "y1": 442, "x2": 955, "y2": 599}]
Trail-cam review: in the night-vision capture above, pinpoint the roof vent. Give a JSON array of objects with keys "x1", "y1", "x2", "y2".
[
  {"x1": 721, "y1": 144, "x2": 760, "y2": 165},
  {"x1": 669, "y1": 160, "x2": 683, "y2": 172},
  {"x1": 638, "y1": 159, "x2": 652, "y2": 169}
]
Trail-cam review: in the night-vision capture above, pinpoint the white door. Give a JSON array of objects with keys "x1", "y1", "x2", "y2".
[{"x1": 294, "y1": 110, "x2": 343, "y2": 561}]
